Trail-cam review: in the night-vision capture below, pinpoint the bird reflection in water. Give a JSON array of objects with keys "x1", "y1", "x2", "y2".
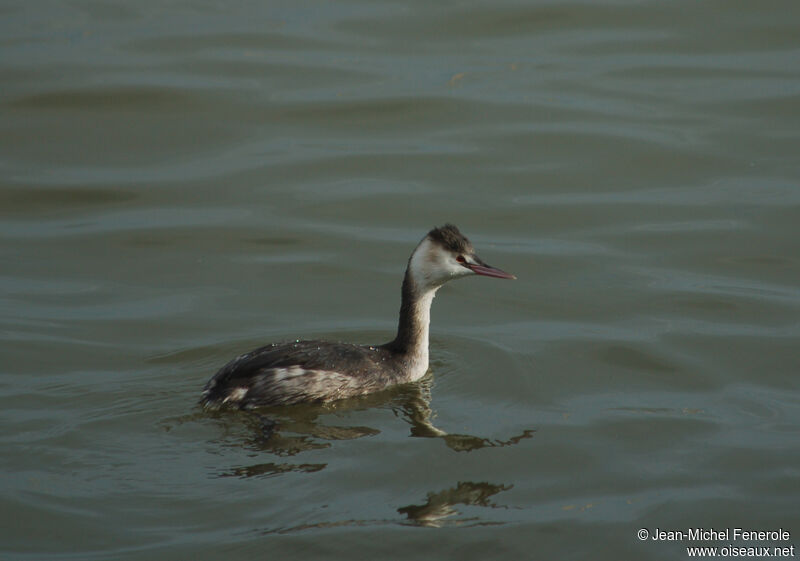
[
  {"x1": 398, "y1": 481, "x2": 512, "y2": 528},
  {"x1": 210, "y1": 374, "x2": 533, "y2": 478},
  {"x1": 259, "y1": 480, "x2": 513, "y2": 534},
  {"x1": 396, "y1": 376, "x2": 535, "y2": 452}
]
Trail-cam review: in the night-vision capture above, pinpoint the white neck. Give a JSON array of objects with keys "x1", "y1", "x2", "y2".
[
  {"x1": 384, "y1": 264, "x2": 439, "y2": 382},
  {"x1": 404, "y1": 287, "x2": 436, "y2": 381}
]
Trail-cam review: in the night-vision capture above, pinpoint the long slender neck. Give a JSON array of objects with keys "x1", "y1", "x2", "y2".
[{"x1": 385, "y1": 268, "x2": 437, "y2": 372}]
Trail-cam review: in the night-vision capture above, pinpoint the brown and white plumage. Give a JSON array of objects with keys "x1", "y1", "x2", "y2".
[{"x1": 201, "y1": 224, "x2": 514, "y2": 409}]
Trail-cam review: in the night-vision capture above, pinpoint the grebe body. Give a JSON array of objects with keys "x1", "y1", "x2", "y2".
[{"x1": 202, "y1": 224, "x2": 514, "y2": 409}]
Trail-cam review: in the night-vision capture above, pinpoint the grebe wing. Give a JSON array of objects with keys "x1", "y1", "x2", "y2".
[{"x1": 202, "y1": 340, "x2": 389, "y2": 407}]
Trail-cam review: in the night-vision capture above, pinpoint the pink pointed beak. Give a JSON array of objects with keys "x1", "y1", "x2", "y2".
[{"x1": 465, "y1": 262, "x2": 516, "y2": 280}]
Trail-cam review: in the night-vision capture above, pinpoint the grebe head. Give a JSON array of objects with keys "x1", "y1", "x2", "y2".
[{"x1": 408, "y1": 224, "x2": 516, "y2": 291}]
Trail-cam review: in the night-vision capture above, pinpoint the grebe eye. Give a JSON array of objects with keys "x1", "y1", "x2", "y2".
[{"x1": 456, "y1": 255, "x2": 466, "y2": 263}]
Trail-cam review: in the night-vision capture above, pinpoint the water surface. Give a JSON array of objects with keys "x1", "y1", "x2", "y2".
[{"x1": 1, "y1": 1, "x2": 799, "y2": 559}]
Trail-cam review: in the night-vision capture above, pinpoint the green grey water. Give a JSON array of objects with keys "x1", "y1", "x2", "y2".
[{"x1": 2, "y1": 1, "x2": 799, "y2": 559}]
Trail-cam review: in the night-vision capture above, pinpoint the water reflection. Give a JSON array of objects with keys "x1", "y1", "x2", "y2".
[
  {"x1": 173, "y1": 374, "x2": 534, "y2": 480},
  {"x1": 398, "y1": 481, "x2": 512, "y2": 528},
  {"x1": 259, "y1": 481, "x2": 513, "y2": 533},
  {"x1": 217, "y1": 461, "x2": 326, "y2": 479},
  {"x1": 218, "y1": 375, "x2": 534, "y2": 462},
  {"x1": 397, "y1": 377, "x2": 535, "y2": 452}
]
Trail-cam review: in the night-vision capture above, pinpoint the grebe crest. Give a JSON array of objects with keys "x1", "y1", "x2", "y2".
[{"x1": 202, "y1": 224, "x2": 515, "y2": 409}]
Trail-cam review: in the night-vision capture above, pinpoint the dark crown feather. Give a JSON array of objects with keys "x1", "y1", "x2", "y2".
[{"x1": 427, "y1": 224, "x2": 473, "y2": 254}]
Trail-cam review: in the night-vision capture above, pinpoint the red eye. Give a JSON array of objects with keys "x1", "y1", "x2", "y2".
[{"x1": 456, "y1": 255, "x2": 466, "y2": 263}]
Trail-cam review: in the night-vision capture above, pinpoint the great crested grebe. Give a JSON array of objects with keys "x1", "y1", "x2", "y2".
[{"x1": 201, "y1": 224, "x2": 515, "y2": 409}]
